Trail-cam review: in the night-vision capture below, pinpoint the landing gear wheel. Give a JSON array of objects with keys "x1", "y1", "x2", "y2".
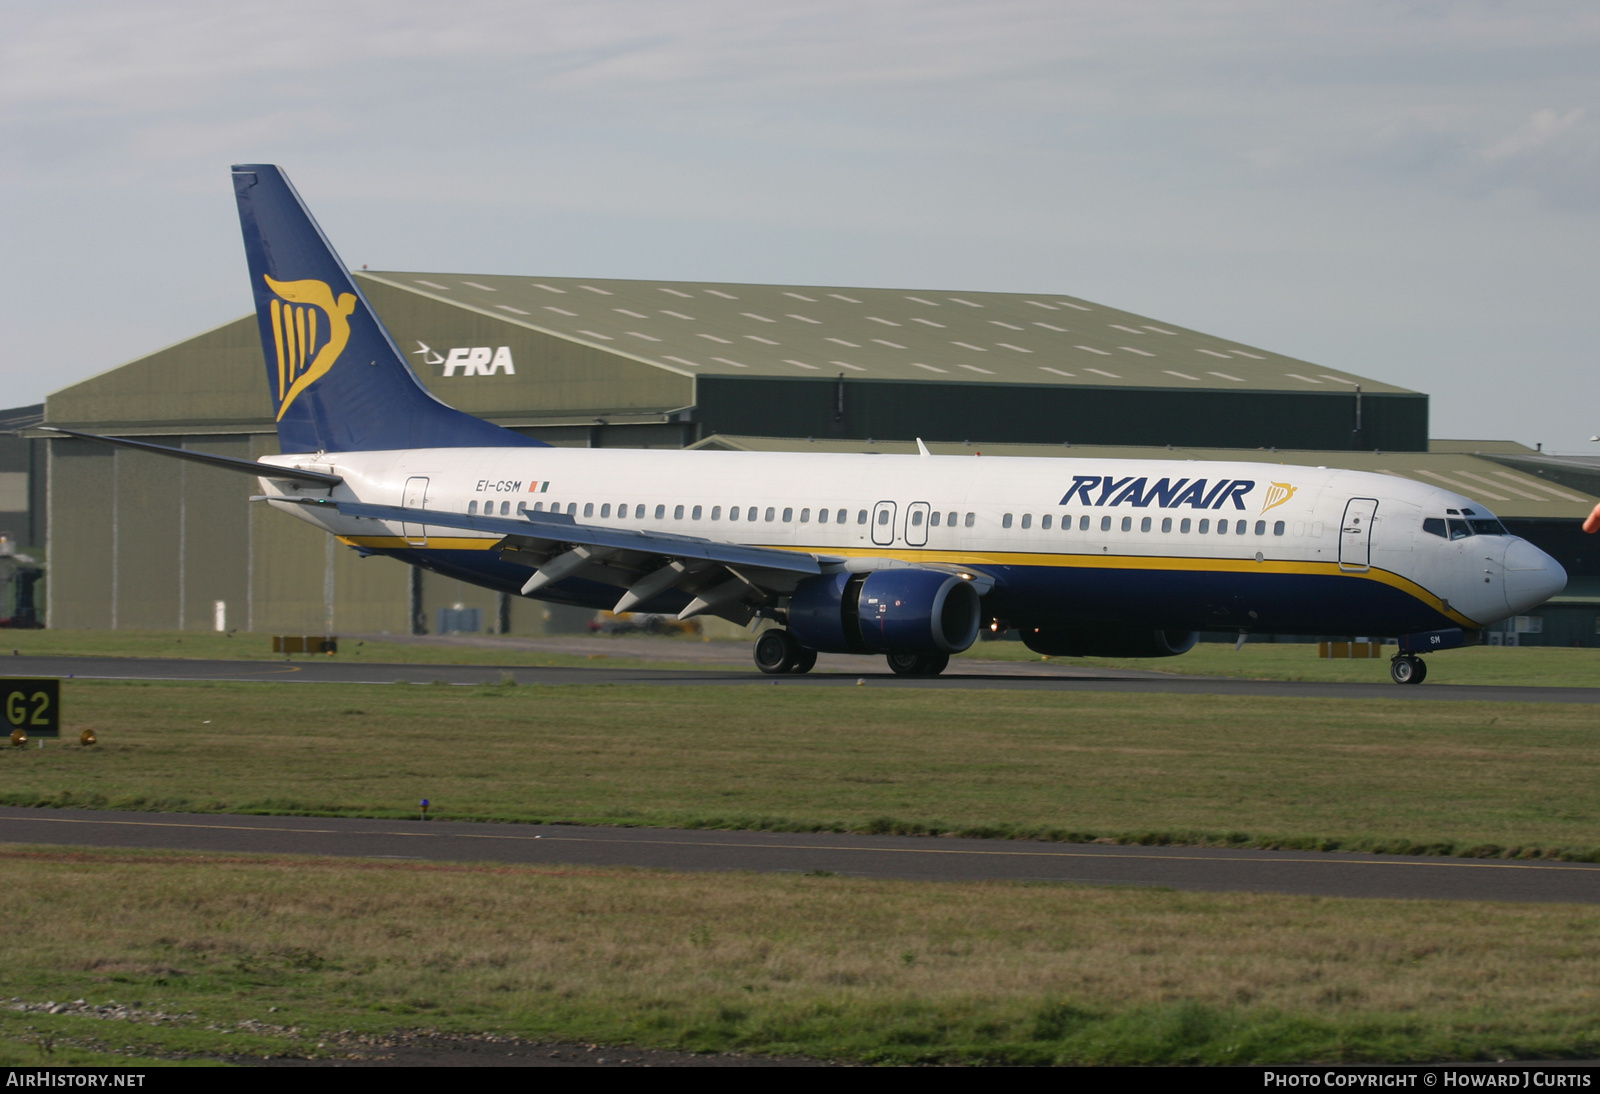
[
  {"x1": 885, "y1": 651, "x2": 950, "y2": 676},
  {"x1": 788, "y1": 647, "x2": 818, "y2": 675},
  {"x1": 886, "y1": 650, "x2": 925, "y2": 675},
  {"x1": 755, "y1": 630, "x2": 800, "y2": 675},
  {"x1": 1390, "y1": 654, "x2": 1426, "y2": 685}
]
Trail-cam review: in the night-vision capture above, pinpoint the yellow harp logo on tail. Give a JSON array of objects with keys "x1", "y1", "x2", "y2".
[
  {"x1": 264, "y1": 276, "x2": 358, "y2": 421},
  {"x1": 1261, "y1": 481, "x2": 1298, "y2": 514}
]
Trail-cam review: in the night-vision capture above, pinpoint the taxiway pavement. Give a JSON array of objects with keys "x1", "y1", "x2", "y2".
[{"x1": 4, "y1": 653, "x2": 1597, "y2": 703}]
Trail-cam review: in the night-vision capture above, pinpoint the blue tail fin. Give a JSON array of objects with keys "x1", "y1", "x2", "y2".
[{"x1": 232, "y1": 164, "x2": 544, "y2": 453}]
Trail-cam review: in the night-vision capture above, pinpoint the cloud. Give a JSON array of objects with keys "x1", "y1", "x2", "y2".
[
  {"x1": 1480, "y1": 107, "x2": 1586, "y2": 160},
  {"x1": 4, "y1": 1, "x2": 1600, "y2": 444}
]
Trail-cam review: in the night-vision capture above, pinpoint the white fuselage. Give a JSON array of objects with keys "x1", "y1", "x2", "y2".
[{"x1": 259, "y1": 447, "x2": 1566, "y2": 635}]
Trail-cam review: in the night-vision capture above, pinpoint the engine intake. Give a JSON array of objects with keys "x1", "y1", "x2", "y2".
[{"x1": 788, "y1": 570, "x2": 982, "y2": 654}]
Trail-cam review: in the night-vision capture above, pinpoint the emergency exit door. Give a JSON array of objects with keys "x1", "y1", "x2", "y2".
[
  {"x1": 871, "y1": 501, "x2": 897, "y2": 546},
  {"x1": 904, "y1": 502, "x2": 931, "y2": 547}
]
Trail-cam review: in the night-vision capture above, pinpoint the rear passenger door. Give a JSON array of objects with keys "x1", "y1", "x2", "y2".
[{"x1": 402, "y1": 476, "x2": 430, "y2": 546}]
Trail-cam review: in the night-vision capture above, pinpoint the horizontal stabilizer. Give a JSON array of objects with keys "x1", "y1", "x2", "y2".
[{"x1": 41, "y1": 428, "x2": 343, "y2": 487}]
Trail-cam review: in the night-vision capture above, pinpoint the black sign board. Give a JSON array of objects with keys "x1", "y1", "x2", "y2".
[{"x1": 2, "y1": 679, "x2": 59, "y2": 738}]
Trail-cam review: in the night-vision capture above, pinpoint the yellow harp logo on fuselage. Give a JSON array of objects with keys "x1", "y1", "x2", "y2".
[
  {"x1": 1261, "y1": 481, "x2": 1298, "y2": 514},
  {"x1": 265, "y1": 276, "x2": 358, "y2": 421}
]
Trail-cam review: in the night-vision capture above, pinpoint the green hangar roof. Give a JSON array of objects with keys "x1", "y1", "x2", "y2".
[
  {"x1": 45, "y1": 272, "x2": 1428, "y2": 452},
  {"x1": 359, "y1": 272, "x2": 1413, "y2": 394}
]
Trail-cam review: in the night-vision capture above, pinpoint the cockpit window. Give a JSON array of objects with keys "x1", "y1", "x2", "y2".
[{"x1": 1432, "y1": 515, "x2": 1508, "y2": 539}]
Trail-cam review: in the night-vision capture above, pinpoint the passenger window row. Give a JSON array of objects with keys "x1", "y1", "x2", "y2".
[
  {"x1": 466, "y1": 499, "x2": 981, "y2": 530},
  {"x1": 468, "y1": 500, "x2": 872, "y2": 524},
  {"x1": 464, "y1": 498, "x2": 1292, "y2": 538},
  {"x1": 1004, "y1": 512, "x2": 1288, "y2": 536}
]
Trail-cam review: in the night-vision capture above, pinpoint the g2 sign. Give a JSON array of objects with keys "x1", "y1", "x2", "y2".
[{"x1": 3, "y1": 678, "x2": 59, "y2": 738}]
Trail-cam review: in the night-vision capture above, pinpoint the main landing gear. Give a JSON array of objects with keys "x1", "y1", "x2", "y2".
[
  {"x1": 754, "y1": 630, "x2": 817, "y2": 675},
  {"x1": 885, "y1": 650, "x2": 950, "y2": 677},
  {"x1": 1390, "y1": 654, "x2": 1428, "y2": 686},
  {"x1": 752, "y1": 631, "x2": 952, "y2": 677}
]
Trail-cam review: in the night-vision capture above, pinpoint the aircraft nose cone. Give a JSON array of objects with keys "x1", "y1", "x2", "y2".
[{"x1": 1503, "y1": 539, "x2": 1567, "y2": 615}]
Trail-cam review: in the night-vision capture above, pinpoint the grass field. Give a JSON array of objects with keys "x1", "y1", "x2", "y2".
[
  {"x1": 6, "y1": 627, "x2": 1599, "y2": 687},
  {"x1": 3, "y1": 665, "x2": 1597, "y2": 1067},
  {"x1": 4, "y1": 845, "x2": 1600, "y2": 1066},
  {"x1": 3, "y1": 681, "x2": 1597, "y2": 858}
]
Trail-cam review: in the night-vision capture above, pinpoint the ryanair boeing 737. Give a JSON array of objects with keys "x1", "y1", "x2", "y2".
[{"x1": 48, "y1": 165, "x2": 1574, "y2": 684}]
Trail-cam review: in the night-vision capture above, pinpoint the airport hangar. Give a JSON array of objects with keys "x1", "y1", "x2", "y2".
[{"x1": 19, "y1": 272, "x2": 1600, "y2": 645}]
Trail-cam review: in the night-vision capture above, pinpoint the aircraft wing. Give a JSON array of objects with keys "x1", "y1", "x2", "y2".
[{"x1": 271, "y1": 495, "x2": 829, "y2": 624}]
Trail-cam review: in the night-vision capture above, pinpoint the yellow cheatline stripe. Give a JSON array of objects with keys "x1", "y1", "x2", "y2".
[
  {"x1": 768, "y1": 545, "x2": 1479, "y2": 628},
  {"x1": 332, "y1": 536, "x2": 1475, "y2": 628}
]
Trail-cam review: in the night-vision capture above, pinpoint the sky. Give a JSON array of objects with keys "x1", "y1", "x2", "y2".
[{"x1": 3, "y1": 0, "x2": 1597, "y2": 451}]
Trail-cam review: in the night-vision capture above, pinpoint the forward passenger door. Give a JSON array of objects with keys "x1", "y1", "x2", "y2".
[{"x1": 1339, "y1": 498, "x2": 1378, "y2": 572}]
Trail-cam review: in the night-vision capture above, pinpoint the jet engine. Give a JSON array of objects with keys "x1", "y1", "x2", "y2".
[
  {"x1": 787, "y1": 570, "x2": 982, "y2": 654},
  {"x1": 1021, "y1": 626, "x2": 1199, "y2": 658}
]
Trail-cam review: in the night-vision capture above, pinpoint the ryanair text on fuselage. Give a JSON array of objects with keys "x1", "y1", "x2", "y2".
[{"x1": 1060, "y1": 475, "x2": 1275, "y2": 511}]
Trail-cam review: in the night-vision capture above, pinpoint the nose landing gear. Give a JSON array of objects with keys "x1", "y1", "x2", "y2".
[{"x1": 1390, "y1": 654, "x2": 1428, "y2": 685}]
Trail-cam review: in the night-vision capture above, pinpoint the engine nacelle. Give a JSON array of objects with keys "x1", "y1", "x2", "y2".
[
  {"x1": 788, "y1": 569, "x2": 982, "y2": 655},
  {"x1": 1021, "y1": 626, "x2": 1199, "y2": 658}
]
